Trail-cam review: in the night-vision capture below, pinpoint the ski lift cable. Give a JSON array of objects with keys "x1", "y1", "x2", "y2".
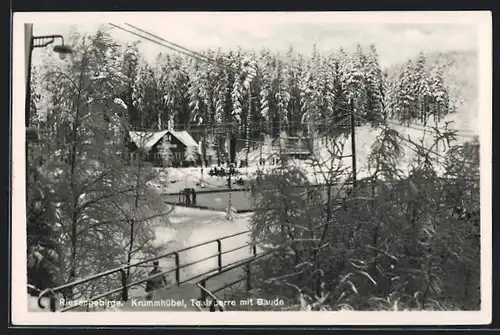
[
  {"x1": 111, "y1": 24, "x2": 254, "y2": 79},
  {"x1": 108, "y1": 24, "x2": 221, "y2": 68},
  {"x1": 124, "y1": 24, "x2": 238, "y2": 73}
]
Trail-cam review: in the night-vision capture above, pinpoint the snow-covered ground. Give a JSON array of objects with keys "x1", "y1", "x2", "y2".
[
  {"x1": 148, "y1": 116, "x2": 478, "y2": 194},
  {"x1": 148, "y1": 167, "x2": 251, "y2": 194},
  {"x1": 151, "y1": 206, "x2": 253, "y2": 282}
]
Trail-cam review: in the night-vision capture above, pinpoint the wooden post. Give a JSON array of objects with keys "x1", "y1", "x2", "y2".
[
  {"x1": 226, "y1": 131, "x2": 234, "y2": 220},
  {"x1": 120, "y1": 268, "x2": 128, "y2": 301},
  {"x1": 49, "y1": 294, "x2": 56, "y2": 312},
  {"x1": 217, "y1": 239, "x2": 222, "y2": 271},
  {"x1": 200, "y1": 279, "x2": 207, "y2": 301},
  {"x1": 209, "y1": 300, "x2": 216, "y2": 312},
  {"x1": 174, "y1": 252, "x2": 180, "y2": 285},
  {"x1": 245, "y1": 263, "x2": 251, "y2": 292}
]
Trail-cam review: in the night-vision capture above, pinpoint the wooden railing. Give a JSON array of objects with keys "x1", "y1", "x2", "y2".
[{"x1": 37, "y1": 229, "x2": 255, "y2": 312}]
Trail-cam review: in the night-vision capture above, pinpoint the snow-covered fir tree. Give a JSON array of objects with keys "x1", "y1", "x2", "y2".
[
  {"x1": 429, "y1": 63, "x2": 453, "y2": 123},
  {"x1": 158, "y1": 139, "x2": 173, "y2": 166},
  {"x1": 184, "y1": 145, "x2": 198, "y2": 165},
  {"x1": 364, "y1": 45, "x2": 384, "y2": 124},
  {"x1": 395, "y1": 60, "x2": 418, "y2": 125},
  {"x1": 30, "y1": 28, "x2": 168, "y2": 298}
]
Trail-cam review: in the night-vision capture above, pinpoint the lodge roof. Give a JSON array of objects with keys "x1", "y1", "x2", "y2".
[{"x1": 129, "y1": 129, "x2": 198, "y2": 151}]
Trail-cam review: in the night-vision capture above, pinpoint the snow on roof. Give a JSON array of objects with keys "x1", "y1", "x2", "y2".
[
  {"x1": 128, "y1": 129, "x2": 198, "y2": 151},
  {"x1": 129, "y1": 130, "x2": 169, "y2": 151},
  {"x1": 169, "y1": 130, "x2": 198, "y2": 148}
]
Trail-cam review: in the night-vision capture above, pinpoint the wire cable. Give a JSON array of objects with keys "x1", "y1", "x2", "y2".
[
  {"x1": 109, "y1": 24, "x2": 219, "y2": 67},
  {"x1": 337, "y1": 106, "x2": 477, "y2": 138},
  {"x1": 124, "y1": 24, "x2": 237, "y2": 73}
]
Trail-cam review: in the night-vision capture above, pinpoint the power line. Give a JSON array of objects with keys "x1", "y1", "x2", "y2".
[
  {"x1": 346, "y1": 110, "x2": 479, "y2": 164},
  {"x1": 337, "y1": 106, "x2": 477, "y2": 138},
  {"x1": 114, "y1": 23, "x2": 246, "y2": 78},
  {"x1": 109, "y1": 24, "x2": 218, "y2": 67},
  {"x1": 124, "y1": 24, "x2": 237, "y2": 73},
  {"x1": 382, "y1": 119, "x2": 477, "y2": 138}
]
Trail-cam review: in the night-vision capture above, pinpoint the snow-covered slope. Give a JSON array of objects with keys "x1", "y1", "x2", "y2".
[
  {"x1": 238, "y1": 50, "x2": 479, "y2": 178},
  {"x1": 233, "y1": 119, "x2": 477, "y2": 181},
  {"x1": 385, "y1": 50, "x2": 479, "y2": 133}
]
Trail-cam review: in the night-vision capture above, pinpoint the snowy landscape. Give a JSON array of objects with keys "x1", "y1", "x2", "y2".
[{"x1": 23, "y1": 13, "x2": 483, "y2": 318}]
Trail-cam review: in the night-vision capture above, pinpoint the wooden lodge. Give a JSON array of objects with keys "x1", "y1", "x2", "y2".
[{"x1": 127, "y1": 129, "x2": 201, "y2": 167}]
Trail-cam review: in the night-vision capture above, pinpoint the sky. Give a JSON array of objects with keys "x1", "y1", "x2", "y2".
[{"x1": 28, "y1": 12, "x2": 480, "y2": 69}]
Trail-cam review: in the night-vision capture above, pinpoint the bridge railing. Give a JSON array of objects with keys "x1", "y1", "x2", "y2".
[
  {"x1": 197, "y1": 248, "x2": 278, "y2": 311},
  {"x1": 37, "y1": 229, "x2": 255, "y2": 312},
  {"x1": 195, "y1": 284, "x2": 225, "y2": 312}
]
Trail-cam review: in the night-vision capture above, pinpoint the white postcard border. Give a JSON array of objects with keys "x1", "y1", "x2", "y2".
[{"x1": 11, "y1": 11, "x2": 492, "y2": 326}]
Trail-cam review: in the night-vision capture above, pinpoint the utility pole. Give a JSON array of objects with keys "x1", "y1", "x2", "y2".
[
  {"x1": 228, "y1": 129, "x2": 233, "y2": 204},
  {"x1": 350, "y1": 98, "x2": 357, "y2": 190},
  {"x1": 25, "y1": 24, "x2": 33, "y2": 208},
  {"x1": 226, "y1": 129, "x2": 235, "y2": 220}
]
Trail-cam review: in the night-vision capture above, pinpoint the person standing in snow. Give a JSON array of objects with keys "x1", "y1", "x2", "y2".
[
  {"x1": 184, "y1": 188, "x2": 191, "y2": 205},
  {"x1": 191, "y1": 188, "x2": 197, "y2": 206},
  {"x1": 145, "y1": 260, "x2": 167, "y2": 300}
]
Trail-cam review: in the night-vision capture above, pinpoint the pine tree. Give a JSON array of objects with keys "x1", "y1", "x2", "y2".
[
  {"x1": 380, "y1": 70, "x2": 389, "y2": 120},
  {"x1": 158, "y1": 139, "x2": 173, "y2": 166},
  {"x1": 134, "y1": 61, "x2": 168, "y2": 129},
  {"x1": 331, "y1": 50, "x2": 350, "y2": 130},
  {"x1": 210, "y1": 51, "x2": 231, "y2": 165},
  {"x1": 162, "y1": 54, "x2": 191, "y2": 129},
  {"x1": 284, "y1": 48, "x2": 304, "y2": 136},
  {"x1": 230, "y1": 55, "x2": 244, "y2": 124},
  {"x1": 259, "y1": 49, "x2": 273, "y2": 135},
  {"x1": 413, "y1": 52, "x2": 432, "y2": 125},
  {"x1": 319, "y1": 54, "x2": 337, "y2": 133},
  {"x1": 299, "y1": 47, "x2": 323, "y2": 138},
  {"x1": 395, "y1": 60, "x2": 418, "y2": 125},
  {"x1": 337, "y1": 45, "x2": 366, "y2": 128},
  {"x1": 383, "y1": 67, "x2": 400, "y2": 120},
  {"x1": 31, "y1": 29, "x2": 168, "y2": 298},
  {"x1": 183, "y1": 145, "x2": 197, "y2": 166},
  {"x1": 429, "y1": 64, "x2": 452, "y2": 123},
  {"x1": 242, "y1": 57, "x2": 258, "y2": 165},
  {"x1": 186, "y1": 57, "x2": 211, "y2": 165},
  {"x1": 119, "y1": 41, "x2": 141, "y2": 127},
  {"x1": 364, "y1": 45, "x2": 384, "y2": 124}
]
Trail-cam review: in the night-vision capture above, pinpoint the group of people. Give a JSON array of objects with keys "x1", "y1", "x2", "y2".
[
  {"x1": 208, "y1": 166, "x2": 234, "y2": 178},
  {"x1": 182, "y1": 188, "x2": 197, "y2": 206}
]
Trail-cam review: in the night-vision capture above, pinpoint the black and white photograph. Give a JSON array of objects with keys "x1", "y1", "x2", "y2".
[{"x1": 11, "y1": 11, "x2": 491, "y2": 325}]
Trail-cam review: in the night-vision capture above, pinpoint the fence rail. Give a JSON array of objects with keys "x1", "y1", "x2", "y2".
[
  {"x1": 37, "y1": 229, "x2": 254, "y2": 312},
  {"x1": 197, "y1": 249, "x2": 278, "y2": 311}
]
